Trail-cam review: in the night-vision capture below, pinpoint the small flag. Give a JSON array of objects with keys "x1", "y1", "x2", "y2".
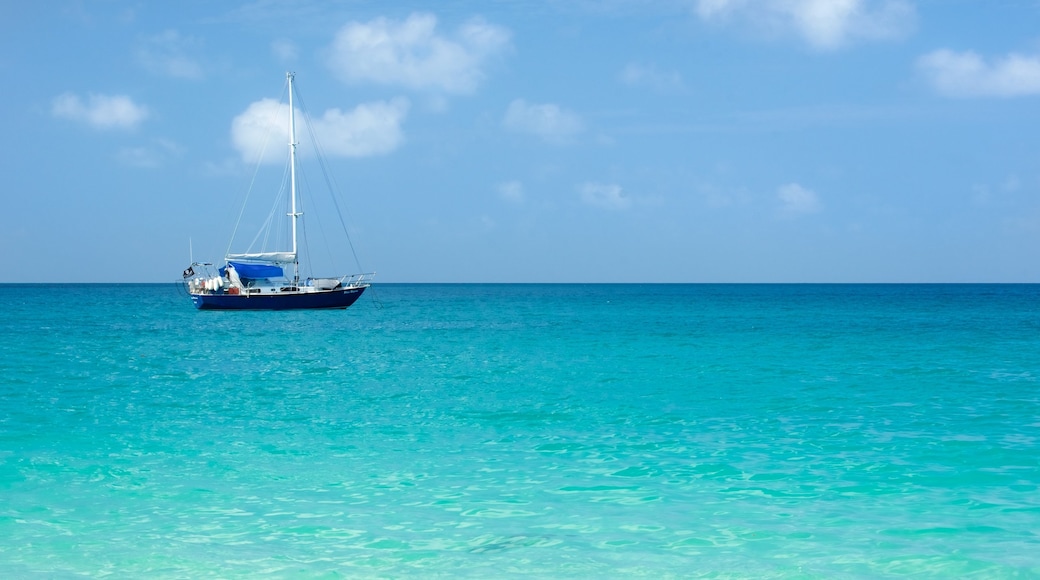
[{"x1": 182, "y1": 266, "x2": 195, "y2": 278}]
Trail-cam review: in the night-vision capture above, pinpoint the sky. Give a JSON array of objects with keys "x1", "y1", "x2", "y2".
[{"x1": 3, "y1": 0, "x2": 1040, "y2": 283}]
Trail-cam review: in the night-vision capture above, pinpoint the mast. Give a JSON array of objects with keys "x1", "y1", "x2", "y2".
[{"x1": 287, "y1": 71, "x2": 301, "y2": 283}]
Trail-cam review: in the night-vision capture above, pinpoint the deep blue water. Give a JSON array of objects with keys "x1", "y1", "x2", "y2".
[{"x1": 1, "y1": 284, "x2": 1038, "y2": 577}]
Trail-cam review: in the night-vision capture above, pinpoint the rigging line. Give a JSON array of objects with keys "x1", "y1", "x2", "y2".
[
  {"x1": 297, "y1": 161, "x2": 337, "y2": 276},
  {"x1": 299, "y1": 215, "x2": 310, "y2": 279},
  {"x1": 294, "y1": 87, "x2": 368, "y2": 276},
  {"x1": 243, "y1": 157, "x2": 291, "y2": 254},
  {"x1": 225, "y1": 78, "x2": 291, "y2": 259},
  {"x1": 295, "y1": 165, "x2": 318, "y2": 277},
  {"x1": 293, "y1": 164, "x2": 311, "y2": 278}
]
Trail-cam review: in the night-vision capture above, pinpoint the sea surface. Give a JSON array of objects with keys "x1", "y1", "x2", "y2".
[{"x1": 1, "y1": 283, "x2": 1039, "y2": 578}]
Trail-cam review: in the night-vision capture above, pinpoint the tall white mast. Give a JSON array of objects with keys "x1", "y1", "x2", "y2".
[{"x1": 287, "y1": 71, "x2": 301, "y2": 282}]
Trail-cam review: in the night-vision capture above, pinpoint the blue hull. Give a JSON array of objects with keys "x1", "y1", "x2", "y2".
[{"x1": 191, "y1": 286, "x2": 366, "y2": 310}]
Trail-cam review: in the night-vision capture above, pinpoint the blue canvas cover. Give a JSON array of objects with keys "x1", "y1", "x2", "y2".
[{"x1": 227, "y1": 261, "x2": 284, "y2": 279}]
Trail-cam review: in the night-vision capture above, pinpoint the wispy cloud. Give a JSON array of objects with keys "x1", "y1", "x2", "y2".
[
  {"x1": 503, "y1": 99, "x2": 583, "y2": 144},
  {"x1": 115, "y1": 139, "x2": 181, "y2": 168},
  {"x1": 230, "y1": 98, "x2": 410, "y2": 163},
  {"x1": 619, "y1": 62, "x2": 684, "y2": 92},
  {"x1": 52, "y1": 93, "x2": 149, "y2": 130},
  {"x1": 271, "y1": 39, "x2": 299, "y2": 64},
  {"x1": 917, "y1": 49, "x2": 1040, "y2": 98},
  {"x1": 694, "y1": 0, "x2": 915, "y2": 50},
  {"x1": 580, "y1": 182, "x2": 631, "y2": 210},
  {"x1": 136, "y1": 30, "x2": 204, "y2": 80},
  {"x1": 777, "y1": 182, "x2": 821, "y2": 215},
  {"x1": 972, "y1": 174, "x2": 1023, "y2": 206},
  {"x1": 326, "y1": 13, "x2": 510, "y2": 94},
  {"x1": 498, "y1": 180, "x2": 525, "y2": 203}
]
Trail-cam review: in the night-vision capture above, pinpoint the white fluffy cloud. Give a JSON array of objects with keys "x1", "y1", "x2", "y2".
[
  {"x1": 917, "y1": 49, "x2": 1040, "y2": 98},
  {"x1": 695, "y1": 0, "x2": 914, "y2": 50},
  {"x1": 580, "y1": 182, "x2": 631, "y2": 210},
  {"x1": 778, "y1": 183, "x2": 821, "y2": 214},
  {"x1": 52, "y1": 93, "x2": 149, "y2": 130},
  {"x1": 326, "y1": 13, "x2": 510, "y2": 94},
  {"x1": 231, "y1": 98, "x2": 410, "y2": 163},
  {"x1": 503, "y1": 99, "x2": 583, "y2": 144}
]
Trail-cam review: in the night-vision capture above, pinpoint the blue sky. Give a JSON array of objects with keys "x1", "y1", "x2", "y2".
[{"x1": 3, "y1": 0, "x2": 1040, "y2": 283}]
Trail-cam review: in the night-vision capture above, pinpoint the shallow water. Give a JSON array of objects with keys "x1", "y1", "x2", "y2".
[{"x1": 1, "y1": 284, "x2": 1038, "y2": 577}]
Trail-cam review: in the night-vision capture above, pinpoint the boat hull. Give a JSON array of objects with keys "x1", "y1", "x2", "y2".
[{"x1": 191, "y1": 286, "x2": 366, "y2": 310}]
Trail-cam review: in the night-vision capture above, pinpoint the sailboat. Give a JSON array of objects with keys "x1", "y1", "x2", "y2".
[{"x1": 183, "y1": 72, "x2": 372, "y2": 310}]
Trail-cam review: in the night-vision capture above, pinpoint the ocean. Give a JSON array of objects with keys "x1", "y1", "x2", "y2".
[{"x1": 1, "y1": 283, "x2": 1038, "y2": 578}]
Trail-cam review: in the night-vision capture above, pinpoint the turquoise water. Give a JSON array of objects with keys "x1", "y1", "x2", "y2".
[{"x1": 1, "y1": 283, "x2": 1039, "y2": 578}]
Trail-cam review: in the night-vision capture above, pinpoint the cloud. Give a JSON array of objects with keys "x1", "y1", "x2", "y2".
[
  {"x1": 580, "y1": 182, "x2": 631, "y2": 210},
  {"x1": 917, "y1": 49, "x2": 1040, "y2": 98},
  {"x1": 619, "y1": 62, "x2": 684, "y2": 92},
  {"x1": 115, "y1": 139, "x2": 181, "y2": 168},
  {"x1": 498, "y1": 180, "x2": 525, "y2": 203},
  {"x1": 972, "y1": 174, "x2": 1023, "y2": 206},
  {"x1": 777, "y1": 182, "x2": 821, "y2": 215},
  {"x1": 326, "y1": 12, "x2": 510, "y2": 94},
  {"x1": 694, "y1": 0, "x2": 915, "y2": 50},
  {"x1": 271, "y1": 39, "x2": 299, "y2": 63},
  {"x1": 116, "y1": 147, "x2": 159, "y2": 168},
  {"x1": 230, "y1": 98, "x2": 410, "y2": 163},
  {"x1": 312, "y1": 99, "x2": 411, "y2": 157},
  {"x1": 503, "y1": 99, "x2": 583, "y2": 143},
  {"x1": 136, "y1": 30, "x2": 204, "y2": 80},
  {"x1": 52, "y1": 93, "x2": 149, "y2": 130}
]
